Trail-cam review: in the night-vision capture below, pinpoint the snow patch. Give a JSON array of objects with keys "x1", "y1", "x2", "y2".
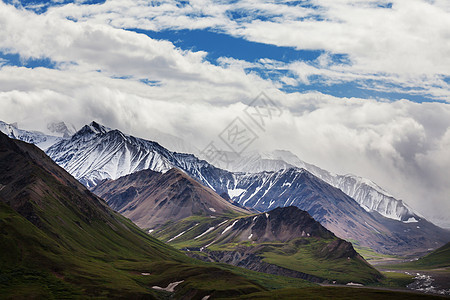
[
  {"x1": 228, "y1": 188, "x2": 245, "y2": 199},
  {"x1": 152, "y1": 280, "x2": 184, "y2": 292},
  {"x1": 248, "y1": 233, "x2": 253, "y2": 240},
  {"x1": 201, "y1": 239, "x2": 217, "y2": 251},
  {"x1": 167, "y1": 230, "x2": 187, "y2": 243},
  {"x1": 346, "y1": 282, "x2": 363, "y2": 286},
  {"x1": 222, "y1": 220, "x2": 239, "y2": 235},
  {"x1": 403, "y1": 217, "x2": 419, "y2": 223},
  {"x1": 217, "y1": 220, "x2": 229, "y2": 227},
  {"x1": 268, "y1": 199, "x2": 276, "y2": 209},
  {"x1": 166, "y1": 223, "x2": 199, "y2": 242},
  {"x1": 209, "y1": 207, "x2": 216, "y2": 212},
  {"x1": 194, "y1": 227, "x2": 215, "y2": 239},
  {"x1": 148, "y1": 229, "x2": 154, "y2": 234}
]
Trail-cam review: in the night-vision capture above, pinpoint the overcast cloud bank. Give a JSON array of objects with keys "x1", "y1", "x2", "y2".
[{"x1": 0, "y1": 0, "x2": 449, "y2": 227}]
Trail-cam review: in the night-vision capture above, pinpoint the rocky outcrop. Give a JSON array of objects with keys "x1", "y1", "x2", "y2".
[{"x1": 187, "y1": 248, "x2": 326, "y2": 283}]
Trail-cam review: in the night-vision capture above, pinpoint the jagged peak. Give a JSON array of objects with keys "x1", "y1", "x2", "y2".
[
  {"x1": 89, "y1": 121, "x2": 111, "y2": 134},
  {"x1": 46, "y1": 121, "x2": 76, "y2": 138},
  {"x1": 75, "y1": 121, "x2": 112, "y2": 137}
]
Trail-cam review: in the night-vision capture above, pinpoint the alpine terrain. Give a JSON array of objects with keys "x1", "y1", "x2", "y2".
[
  {"x1": 46, "y1": 122, "x2": 450, "y2": 255},
  {"x1": 0, "y1": 131, "x2": 274, "y2": 298},
  {"x1": 153, "y1": 206, "x2": 383, "y2": 284},
  {"x1": 93, "y1": 172, "x2": 383, "y2": 285},
  {"x1": 0, "y1": 120, "x2": 62, "y2": 150},
  {"x1": 205, "y1": 150, "x2": 418, "y2": 223},
  {"x1": 92, "y1": 167, "x2": 249, "y2": 229}
]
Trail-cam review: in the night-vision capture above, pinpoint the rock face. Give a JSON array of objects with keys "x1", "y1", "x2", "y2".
[
  {"x1": 92, "y1": 168, "x2": 249, "y2": 229},
  {"x1": 210, "y1": 206, "x2": 336, "y2": 244}
]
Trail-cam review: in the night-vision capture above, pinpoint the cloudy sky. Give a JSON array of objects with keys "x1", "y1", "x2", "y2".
[{"x1": 0, "y1": 0, "x2": 449, "y2": 227}]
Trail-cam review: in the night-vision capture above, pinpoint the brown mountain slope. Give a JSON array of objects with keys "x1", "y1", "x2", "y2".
[{"x1": 92, "y1": 168, "x2": 250, "y2": 229}]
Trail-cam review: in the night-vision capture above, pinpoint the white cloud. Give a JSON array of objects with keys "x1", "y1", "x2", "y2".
[
  {"x1": 0, "y1": 1, "x2": 449, "y2": 226},
  {"x1": 39, "y1": 0, "x2": 450, "y2": 101}
]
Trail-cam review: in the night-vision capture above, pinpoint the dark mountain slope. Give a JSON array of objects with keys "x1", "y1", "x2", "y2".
[
  {"x1": 92, "y1": 168, "x2": 249, "y2": 229},
  {"x1": 0, "y1": 132, "x2": 266, "y2": 298}
]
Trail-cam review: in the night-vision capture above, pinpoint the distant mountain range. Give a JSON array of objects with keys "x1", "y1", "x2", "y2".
[
  {"x1": 2, "y1": 120, "x2": 418, "y2": 222},
  {"x1": 45, "y1": 122, "x2": 233, "y2": 190},
  {"x1": 202, "y1": 150, "x2": 417, "y2": 223},
  {"x1": 3, "y1": 120, "x2": 449, "y2": 255},
  {"x1": 0, "y1": 120, "x2": 62, "y2": 150}
]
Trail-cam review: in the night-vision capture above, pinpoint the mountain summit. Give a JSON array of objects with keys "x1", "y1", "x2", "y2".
[
  {"x1": 46, "y1": 121, "x2": 231, "y2": 189},
  {"x1": 93, "y1": 168, "x2": 249, "y2": 229}
]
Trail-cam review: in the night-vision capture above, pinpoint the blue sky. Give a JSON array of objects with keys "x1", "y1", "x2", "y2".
[{"x1": 1, "y1": 0, "x2": 449, "y2": 103}]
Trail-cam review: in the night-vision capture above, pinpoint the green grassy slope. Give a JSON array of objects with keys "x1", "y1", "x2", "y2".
[
  {"x1": 260, "y1": 238, "x2": 381, "y2": 284},
  {"x1": 377, "y1": 242, "x2": 450, "y2": 271},
  {"x1": 403, "y1": 242, "x2": 449, "y2": 269},
  {"x1": 233, "y1": 286, "x2": 446, "y2": 300},
  {"x1": 154, "y1": 212, "x2": 382, "y2": 284}
]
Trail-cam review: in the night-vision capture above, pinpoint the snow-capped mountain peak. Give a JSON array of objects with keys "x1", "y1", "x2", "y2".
[
  {"x1": 200, "y1": 148, "x2": 417, "y2": 222},
  {"x1": 81, "y1": 121, "x2": 112, "y2": 135},
  {"x1": 47, "y1": 121, "x2": 77, "y2": 138},
  {"x1": 46, "y1": 121, "x2": 232, "y2": 189},
  {"x1": 0, "y1": 120, "x2": 62, "y2": 151}
]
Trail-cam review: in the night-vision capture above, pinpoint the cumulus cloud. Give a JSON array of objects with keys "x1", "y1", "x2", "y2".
[
  {"x1": 0, "y1": 1, "x2": 449, "y2": 227},
  {"x1": 39, "y1": 0, "x2": 450, "y2": 101}
]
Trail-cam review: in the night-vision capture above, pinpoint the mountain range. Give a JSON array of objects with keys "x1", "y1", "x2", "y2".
[
  {"x1": 203, "y1": 150, "x2": 417, "y2": 223},
  {"x1": 2, "y1": 120, "x2": 449, "y2": 298},
  {"x1": 0, "y1": 120, "x2": 62, "y2": 150},
  {"x1": 0, "y1": 131, "x2": 290, "y2": 298},
  {"x1": 3, "y1": 120, "x2": 449, "y2": 255},
  {"x1": 92, "y1": 168, "x2": 382, "y2": 284},
  {"x1": 3, "y1": 120, "x2": 420, "y2": 222}
]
